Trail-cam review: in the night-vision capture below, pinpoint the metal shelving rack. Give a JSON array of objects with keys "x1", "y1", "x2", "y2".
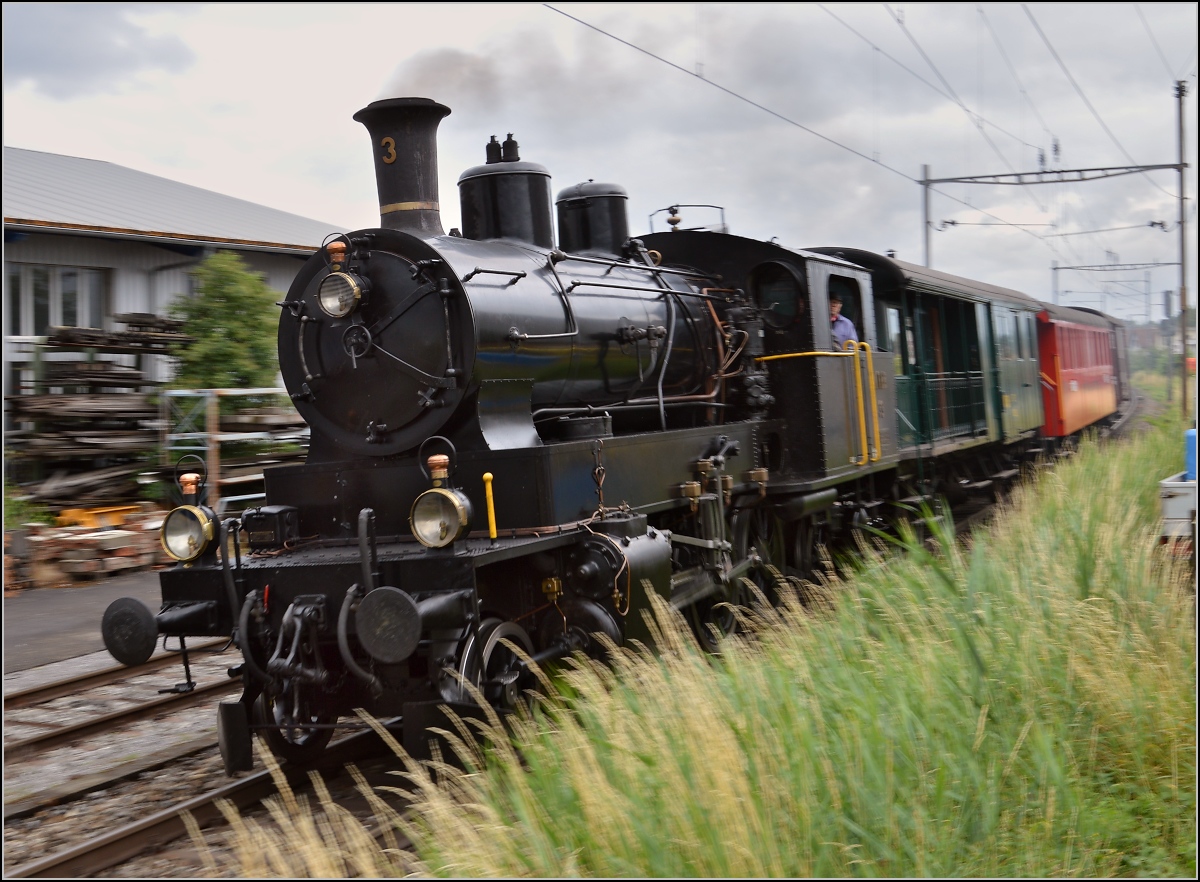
[{"x1": 161, "y1": 387, "x2": 307, "y2": 515}]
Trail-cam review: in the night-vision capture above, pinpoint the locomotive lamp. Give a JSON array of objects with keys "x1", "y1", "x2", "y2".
[
  {"x1": 410, "y1": 454, "x2": 473, "y2": 548},
  {"x1": 317, "y1": 271, "x2": 367, "y2": 318},
  {"x1": 160, "y1": 504, "x2": 216, "y2": 562},
  {"x1": 159, "y1": 471, "x2": 218, "y2": 562}
]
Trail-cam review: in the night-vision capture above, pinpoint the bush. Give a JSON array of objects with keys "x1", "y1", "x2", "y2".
[
  {"x1": 4, "y1": 477, "x2": 53, "y2": 531},
  {"x1": 170, "y1": 251, "x2": 280, "y2": 390}
]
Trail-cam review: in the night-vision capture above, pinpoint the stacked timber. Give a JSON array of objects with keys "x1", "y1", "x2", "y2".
[
  {"x1": 4, "y1": 315, "x2": 192, "y2": 508},
  {"x1": 47, "y1": 313, "x2": 193, "y2": 353}
]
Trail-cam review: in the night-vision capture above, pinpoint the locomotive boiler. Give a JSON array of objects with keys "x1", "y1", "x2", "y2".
[{"x1": 101, "y1": 96, "x2": 1130, "y2": 775}]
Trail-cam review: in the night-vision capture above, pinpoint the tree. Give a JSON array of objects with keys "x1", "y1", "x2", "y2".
[{"x1": 170, "y1": 251, "x2": 280, "y2": 389}]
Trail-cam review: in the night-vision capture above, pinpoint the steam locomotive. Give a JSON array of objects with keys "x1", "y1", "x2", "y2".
[{"x1": 101, "y1": 97, "x2": 1130, "y2": 774}]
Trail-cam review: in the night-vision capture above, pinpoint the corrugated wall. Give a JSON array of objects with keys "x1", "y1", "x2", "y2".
[{"x1": 4, "y1": 232, "x2": 310, "y2": 386}]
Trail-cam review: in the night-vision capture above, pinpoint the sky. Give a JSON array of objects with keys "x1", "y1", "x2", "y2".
[{"x1": 3, "y1": 2, "x2": 1197, "y2": 323}]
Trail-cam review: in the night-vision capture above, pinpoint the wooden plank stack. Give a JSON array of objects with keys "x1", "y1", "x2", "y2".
[{"x1": 5, "y1": 315, "x2": 192, "y2": 508}]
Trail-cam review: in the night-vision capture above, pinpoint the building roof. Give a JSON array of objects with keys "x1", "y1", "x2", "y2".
[{"x1": 3, "y1": 146, "x2": 347, "y2": 253}]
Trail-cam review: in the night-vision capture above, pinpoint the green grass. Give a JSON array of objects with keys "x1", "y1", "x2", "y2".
[
  {"x1": 1133, "y1": 369, "x2": 1170, "y2": 404},
  {"x1": 208, "y1": 414, "x2": 1195, "y2": 878},
  {"x1": 3, "y1": 477, "x2": 54, "y2": 531}
]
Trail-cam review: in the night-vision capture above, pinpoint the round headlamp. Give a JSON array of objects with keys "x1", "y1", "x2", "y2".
[
  {"x1": 317, "y1": 271, "x2": 364, "y2": 318},
  {"x1": 160, "y1": 505, "x2": 216, "y2": 562},
  {"x1": 410, "y1": 488, "x2": 472, "y2": 548}
]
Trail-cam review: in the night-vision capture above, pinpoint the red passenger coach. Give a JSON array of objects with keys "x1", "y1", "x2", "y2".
[{"x1": 1037, "y1": 305, "x2": 1120, "y2": 438}]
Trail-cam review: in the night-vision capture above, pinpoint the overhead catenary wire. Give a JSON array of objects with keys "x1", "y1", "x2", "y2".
[
  {"x1": 883, "y1": 2, "x2": 1054, "y2": 219},
  {"x1": 1136, "y1": 3, "x2": 1181, "y2": 83},
  {"x1": 544, "y1": 3, "x2": 1050, "y2": 244},
  {"x1": 978, "y1": 5, "x2": 1056, "y2": 152},
  {"x1": 819, "y1": 3, "x2": 1041, "y2": 153},
  {"x1": 883, "y1": 3, "x2": 1027, "y2": 180},
  {"x1": 1045, "y1": 222, "x2": 1175, "y2": 238},
  {"x1": 1022, "y1": 3, "x2": 1176, "y2": 200}
]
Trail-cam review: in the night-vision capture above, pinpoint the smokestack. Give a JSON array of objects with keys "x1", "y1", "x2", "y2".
[{"x1": 352, "y1": 97, "x2": 451, "y2": 236}]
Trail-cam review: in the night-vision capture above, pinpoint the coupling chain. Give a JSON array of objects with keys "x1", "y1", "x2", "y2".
[{"x1": 592, "y1": 439, "x2": 606, "y2": 511}]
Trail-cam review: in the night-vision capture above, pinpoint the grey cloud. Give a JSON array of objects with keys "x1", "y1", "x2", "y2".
[
  {"x1": 2, "y1": 3, "x2": 196, "y2": 99},
  {"x1": 370, "y1": 4, "x2": 1189, "y2": 317}
]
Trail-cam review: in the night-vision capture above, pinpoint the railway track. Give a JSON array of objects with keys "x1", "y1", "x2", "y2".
[
  {"x1": 3, "y1": 638, "x2": 227, "y2": 710},
  {"x1": 3, "y1": 639, "x2": 241, "y2": 823},
  {"x1": 5, "y1": 724, "x2": 408, "y2": 878},
  {"x1": 3, "y1": 640, "x2": 239, "y2": 762}
]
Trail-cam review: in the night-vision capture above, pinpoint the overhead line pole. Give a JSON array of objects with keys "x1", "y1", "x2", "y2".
[
  {"x1": 922, "y1": 164, "x2": 931, "y2": 267},
  {"x1": 1176, "y1": 80, "x2": 1190, "y2": 419}
]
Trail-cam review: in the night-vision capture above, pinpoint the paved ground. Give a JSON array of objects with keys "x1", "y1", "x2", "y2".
[{"x1": 3, "y1": 569, "x2": 164, "y2": 673}]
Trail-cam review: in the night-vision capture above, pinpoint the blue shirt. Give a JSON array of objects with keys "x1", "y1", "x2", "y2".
[{"x1": 831, "y1": 313, "x2": 858, "y2": 348}]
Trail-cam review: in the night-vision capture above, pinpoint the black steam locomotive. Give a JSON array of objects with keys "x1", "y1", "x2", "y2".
[{"x1": 101, "y1": 97, "x2": 1129, "y2": 774}]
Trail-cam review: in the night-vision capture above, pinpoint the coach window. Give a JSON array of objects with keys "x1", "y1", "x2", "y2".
[
  {"x1": 6, "y1": 267, "x2": 20, "y2": 337},
  {"x1": 998, "y1": 313, "x2": 1013, "y2": 359},
  {"x1": 6, "y1": 265, "x2": 106, "y2": 336},
  {"x1": 885, "y1": 306, "x2": 904, "y2": 374}
]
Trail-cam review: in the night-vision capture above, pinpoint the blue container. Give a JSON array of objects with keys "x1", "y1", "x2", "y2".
[{"x1": 1186, "y1": 428, "x2": 1197, "y2": 482}]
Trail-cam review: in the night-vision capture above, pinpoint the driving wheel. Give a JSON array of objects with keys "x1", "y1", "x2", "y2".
[{"x1": 458, "y1": 618, "x2": 534, "y2": 712}]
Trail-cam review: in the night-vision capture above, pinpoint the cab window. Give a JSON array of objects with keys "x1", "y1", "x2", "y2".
[{"x1": 828, "y1": 275, "x2": 861, "y2": 332}]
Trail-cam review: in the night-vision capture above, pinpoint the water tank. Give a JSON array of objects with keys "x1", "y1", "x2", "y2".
[{"x1": 556, "y1": 181, "x2": 629, "y2": 256}]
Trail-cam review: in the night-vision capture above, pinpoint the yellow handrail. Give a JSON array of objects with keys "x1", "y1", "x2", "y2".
[
  {"x1": 857, "y1": 341, "x2": 882, "y2": 462},
  {"x1": 843, "y1": 340, "x2": 869, "y2": 464},
  {"x1": 755, "y1": 347, "x2": 870, "y2": 466},
  {"x1": 755, "y1": 350, "x2": 857, "y2": 362}
]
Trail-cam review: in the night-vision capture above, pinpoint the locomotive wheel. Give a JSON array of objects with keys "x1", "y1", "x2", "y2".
[
  {"x1": 792, "y1": 518, "x2": 828, "y2": 584},
  {"x1": 733, "y1": 507, "x2": 790, "y2": 605},
  {"x1": 458, "y1": 618, "x2": 534, "y2": 713},
  {"x1": 686, "y1": 577, "x2": 749, "y2": 654},
  {"x1": 252, "y1": 682, "x2": 335, "y2": 765}
]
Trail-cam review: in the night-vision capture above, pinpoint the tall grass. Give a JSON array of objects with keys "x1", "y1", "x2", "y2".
[{"x1": 210, "y1": 416, "x2": 1195, "y2": 877}]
